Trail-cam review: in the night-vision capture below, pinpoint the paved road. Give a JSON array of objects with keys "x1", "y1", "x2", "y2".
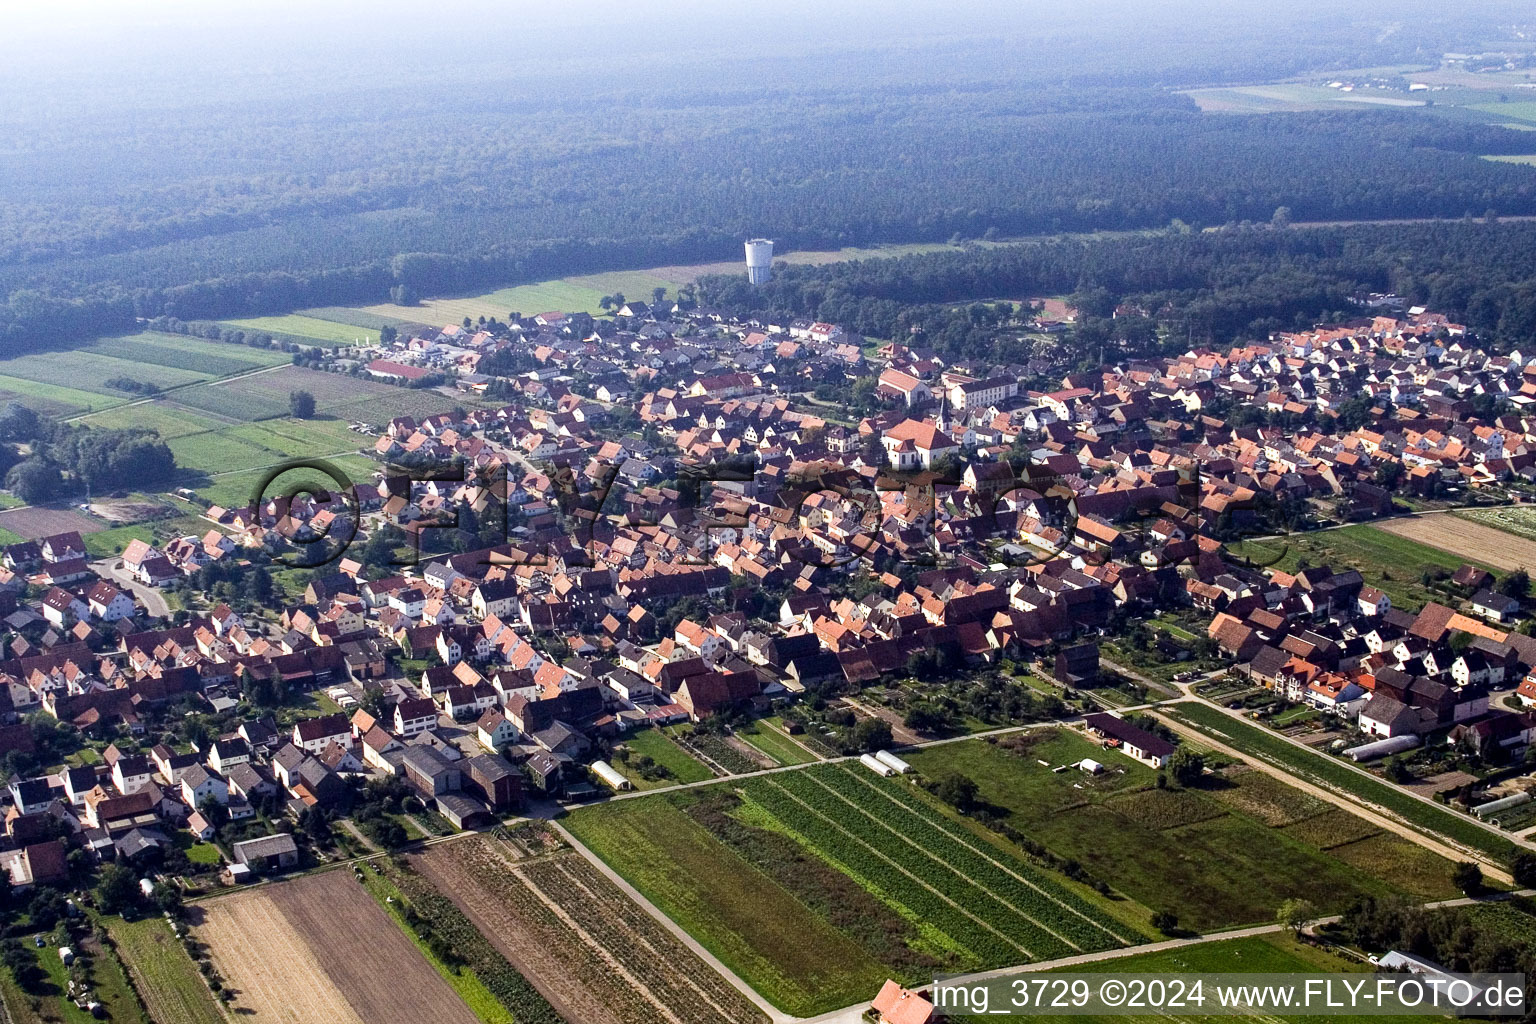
[{"x1": 92, "y1": 557, "x2": 170, "y2": 617}]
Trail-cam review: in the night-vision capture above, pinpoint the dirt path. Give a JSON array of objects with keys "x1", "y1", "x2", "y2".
[{"x1": 1151, "y1": 702, "x2": 1514, "y2": 885}]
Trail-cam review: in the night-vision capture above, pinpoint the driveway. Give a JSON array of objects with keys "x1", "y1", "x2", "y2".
[{"x1": 92, "y1": 558, "x2": 171, "y2": 618}]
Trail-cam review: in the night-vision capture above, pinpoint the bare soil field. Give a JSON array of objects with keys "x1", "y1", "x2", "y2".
[
  {"x1": 0, "y1": 505, "x2": 103, "y2": 538},
  {"x1": 413, "y1": 838, "x2": 766, "y2": 1024},
  {"x1": 195, "y1": 871, "x2": 479, "y2": 1024},
  {"x1": 194, "y1": 884, "x2": 363, "y2": 1024},
  {"x1": 1376, "y1": 512, "x2": 1536, "y2": 572}
]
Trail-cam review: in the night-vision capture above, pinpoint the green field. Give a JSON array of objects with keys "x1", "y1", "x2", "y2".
[
  {"x1": 1483, "y1": 153, "x2": 1536, "y2": 165},
  {"x1": 222, "y1": 314, "x2": 381, "y2": 346},
  {"x1": 616, "y1": 727, "x2": 716, "y2": 787},
  {"x1": 939, "y1": 933, "x2": 1426, "y2": 1024},
  {"x1": 736, "y1": 719, "x2": 818, "y2": 766},
  {"x1": 0, "y1": 373, "x2": 132, "y2": 416},
  {"x1": 1184, "y1": 84, "x2": 1427, "y2": 114},
  {"x1": 86, "y1": 332, "x2": 289, "y2": 374},
  {"x1": 1162, "y1": 702, "x2": 1515, "y2": 866},
  {"x1": 904, "y1": 730, "x2": 1458, "y2": 930},
  {"x1": 1228, "y1": 523, "x2": 1487, "y2": 612},
  {"x1": 566, "y1": 760, "x2": 1142, "y2": 1015},
  {"x1": 198, "y1": 453, "x2": 378, "y2": 509},
  {"x1": 107, "y1": 916, "x2": 226, "y2": 1024}
]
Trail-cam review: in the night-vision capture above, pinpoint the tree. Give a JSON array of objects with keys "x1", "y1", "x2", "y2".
[
  {"x1": 5, "y1": 459, "x2": 61, "y2": 504},
  {"x1": 96, "y1": 863, "x2": 141, "y2": 915},
  {"x1": 1151, "y1": 910, "x2": 1179, "y2": 934},
  {"x1": 289, "y1": 390, "x2": 316, "y2": 419},
  {"x1": 652, "y1": 286, "x2": 668, "y2": 306},
  {"x1": 1452, "y1": 861, "x2": 1483, "y2": 896},
  {"x1": 1277, "y1": 897, "x2": 1318, "y2": 937},
  {"x1": 378, "y1": 325, "x2": 397, "y2": 345},
  {"x1": 932, "y1": 771, "x2": 979, "y2": 813},
  {"x1": 1498, "y1": 569, "x2": 1530, "y2": 599},
  {"x1": 1168, "y1": 747, "x2": 1204, "y2": 787},
  {"x1": 1511, "y1": 851, "x2": 1536, "y2": 888},
  {"x1": 851, "y1": 716, "x2": 893, "y2": 753},
  {"x1": 1271, "y1": 206, "x2": 1293, "y2": 229}
]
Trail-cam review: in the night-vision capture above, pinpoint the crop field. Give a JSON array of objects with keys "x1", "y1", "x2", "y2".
[
  {"x1": 296, "y1": 306, "x2": 427, "y2": 331},
  {"x1": 0, "y1": 505, "x2": 104, "y2": 539},
  {"x1": 566, "y1": 760, "x2": 1142, "y2": 1015},
  {"x1": 0, "y1": 348, "x2": 211, "y2": 396},
  {"x1": 414, "y1": 835, "x2": 766, "y2": 1024},
  {"x1": 194, "y1": 870, "x2": 479, "y2": 1024},
  {"x1": 77, "y1": 401, "x2": 230, "y2": 438},
  {"x1": 1451, "y1": 504, "x2": 1536, "y2": 544},
  {"x1": 1228, "y1": 522, "x2": 1484, "y2": 612},
  {"x1": 222, "y1": 314, "x2": 381, "y2": 346},
  {"x1": 108, "y1": 916, "x2": 226, "y2": 1024},
  {"x1": 85, "y1": 332, "x2": 289, "y2": 375},
  {"x1": 904, "y1": 730, "x2": 1458, "y2": 929},
  {"x1": 0, "y1": 373, "x2": 131, "y2": 416},
  {"x1": 735, "y1": 719, "x2": 818, "y2": 765},
  {"x1": 1162, "y1": 702, "x2": 1515, "y2": 866},
  {"x1": 209, "y1": 365, "x2": 471, "y2": 422},
  {"x1": 1377, "y1": 512, "x2": 1536, "y2": 573}
]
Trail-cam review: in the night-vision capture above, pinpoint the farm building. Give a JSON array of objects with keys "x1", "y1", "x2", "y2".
[
  {"x1": 873, "y1": 750, "x2": 911, "y2": 774},
  {"x1": 232, "y1": 833, "x2": 299, "y2": 871},
  {"x1": 1083, "y1": 712, "x2": 1174, "y2": 768}
]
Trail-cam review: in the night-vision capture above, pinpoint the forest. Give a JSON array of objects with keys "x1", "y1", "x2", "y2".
[
  {"x1": 3, "y1": 2, "x2": 1536, "y2": 353},
  {"x1": 698, "y1": 219, "x2": 1536, "y2": 359}
]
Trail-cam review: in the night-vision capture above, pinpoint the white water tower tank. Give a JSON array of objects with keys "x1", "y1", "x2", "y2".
[{"x1": 745, "y1": 238, "x2": 774, "y2": 285}]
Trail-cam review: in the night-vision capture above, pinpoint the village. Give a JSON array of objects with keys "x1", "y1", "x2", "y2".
[{"x1": 1, "y1": 294, "x2": 1536, "y2": 1024}]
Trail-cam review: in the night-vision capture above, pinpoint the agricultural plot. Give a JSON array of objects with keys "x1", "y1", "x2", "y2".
[
  {"x1": 85, "y1": 332, "x2": 289, "y2": 374},
  {"x1": 194, "y1": 870, "x2": 479, "y2": 1024},
  {"x1": 211, "y1": 365, "x2": 471, "y2": 422},
  {"x1": 0, "y1": 348, "x2": 211, "y2": 395},
  {"x1": 566, "y1": 760, "x2": 1142, "y2": 1015},
  {"x1": 107, "y1": 916, "x2": 226, "y2": 1024},
  {"x1": 414, "y1": 836, "x2": 766, "y2": 1024},
  {"x1": 1376, "y1": 512, "x2": 1536, "y2": 573},
  {"x1": 1228, "y1": 523, "x2": 1485, "y2": 612},
  {"x1": 197, "y1": 454, "x2": 378, "y2": 510},
  {"x1": 1163, "y1": 702, "x2": 1515, "y2": 866},
  {"x1": 566, "y1": 789, "x2": 904, "y2": 1015},
  {"x1": 0, "y1": 506, "x2": 103, "y2": 540},
  {"x1": 616, "y1": 727, "x2": 715, "y2": 787},
  {"x1": 221, "y1": 314, "x2": 381, "y2": 346},
  {"x1": 297, "y1": 306, "x2": 426, "y2": 331},
  {"x1": 77, "y1": 402, "x2": 229, "y2": 439},
  {"x1": 904, "y1": 730, "x2": 1458, "y2": 930},
  {"x1": 735, "y1": 719, "x2": 818, "y2": 765},
  {"x1": 0, "y1": 373, "x2": 130, "y2": 416}
]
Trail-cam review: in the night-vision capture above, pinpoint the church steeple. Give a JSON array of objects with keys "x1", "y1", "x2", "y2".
[{"x1": 936, "y1": 392, "x2": 953, "y2": 435}]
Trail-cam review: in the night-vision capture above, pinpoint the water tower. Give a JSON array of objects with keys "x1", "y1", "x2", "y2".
[{"x1": 744, "y1": 238, "x2": 774, "y2": 285}]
